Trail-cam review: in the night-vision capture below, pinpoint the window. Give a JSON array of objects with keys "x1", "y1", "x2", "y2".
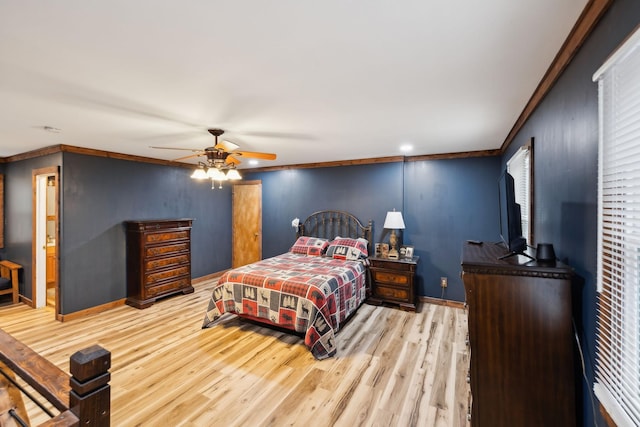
[
  {"x1": 507, "y1": 140, "x2": 532, "y2": 244},
  {"x1": 593, "y1": 25, "x2": 640, "y2": 427}
]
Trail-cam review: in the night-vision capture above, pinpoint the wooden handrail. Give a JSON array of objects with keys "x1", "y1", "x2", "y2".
[
  {"x1": 0, "y1": 328, "x2": 110, "y2": 426},
  {"x1": 0, "y1": 329, "x2": 70, "y2": 411}
]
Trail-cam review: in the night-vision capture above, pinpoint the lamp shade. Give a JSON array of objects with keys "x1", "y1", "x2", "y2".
[
  {"x1": 226, "y1": 168, "x2": 242, "y2": 180},
  {"x1": 207, "y1": 168, "x2": 228, "y2": 181},
  {"x1": 190, "y1": 168, "x2": 208, "y2": 179},
  {"x1": 383, "y1": 211, "x2": 405, "y2": 229}
]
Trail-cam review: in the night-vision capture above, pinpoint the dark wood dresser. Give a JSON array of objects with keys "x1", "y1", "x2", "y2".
[
  {"x1": 368, "y1": 256, "x2": 419, "y2": 311},
  {"x1": 125, "y1": 219, "x2": 194, "y2": 309},
  {"x1": 461, "y1": 241, "x2": 575, "y2": 426}
]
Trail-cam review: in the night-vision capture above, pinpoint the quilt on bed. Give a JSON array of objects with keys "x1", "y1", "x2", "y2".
[{"x1": 202, "y1": 252, "x2": 367, "y2": 359}]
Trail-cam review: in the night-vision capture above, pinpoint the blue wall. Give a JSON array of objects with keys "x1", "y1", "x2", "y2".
[
  {"x1": 252, "y1": 163, "x2": 402, "y2": 255},
  {"x1": 248, "y1": 156, "x2": 501, "y2": 302},
  {"x1": 503, "y1": 0, "x2": 640, "y2": 424},
  {"x1": 404, "y1": 157, "x2": 501, "y2": 301},
  {"x1": 5, "y1": 151, "x2": 501, "y2": 313},
  {"x1": 59, "y1": 152, "x2": 233, "y2": 313},
  {"x1": 3, "y1": 151, "x2": 233, "y2": 314}
]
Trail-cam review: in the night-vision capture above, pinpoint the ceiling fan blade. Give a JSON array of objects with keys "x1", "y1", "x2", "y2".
[
  {"x1": 234, "y1": 151, "x2": 277, "y2": 160},
  {"x1": 214, "y1": 139, "x2": 240, "y2": 152},
  {"x1": 149, "y1": 146, "x2": 204, "y2": 152},
  {"x1": 173, "y1": 153, "x2": 204, "y2": 161},
  {"x1": 226, "y1": 155, "x2": 242, "y2": 166}
]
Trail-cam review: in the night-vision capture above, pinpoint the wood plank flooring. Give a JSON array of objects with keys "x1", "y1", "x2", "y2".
[{"x1": 0, "y1": 280, "x2": 470, "y2": 427}]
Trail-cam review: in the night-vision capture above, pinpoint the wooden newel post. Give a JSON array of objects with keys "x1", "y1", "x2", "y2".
[{"x1": 69, "y1": 345, "x2": 111, "y2": 426}]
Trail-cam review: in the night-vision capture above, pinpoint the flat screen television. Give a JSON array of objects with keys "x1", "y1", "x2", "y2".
[{"x1": 498, "y1": 170, "x2": 527, "y2": 257}]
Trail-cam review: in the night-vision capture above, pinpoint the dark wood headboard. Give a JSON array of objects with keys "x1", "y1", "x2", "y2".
[{"x1": 297, "y1": 210, "x2": 373, "y2": 252}]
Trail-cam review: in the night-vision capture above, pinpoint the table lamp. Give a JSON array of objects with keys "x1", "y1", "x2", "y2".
[{"x1": 384, "y1": 210, "x2": 405, "y2": 259}]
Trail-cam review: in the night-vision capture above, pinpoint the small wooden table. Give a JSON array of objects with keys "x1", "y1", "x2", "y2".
[
  {"x1": 368, "y1": 256, "x2": 419, "y2": 311},
  {"x1": 0, "y1": 260, "x2": 22, "y2": 305}
]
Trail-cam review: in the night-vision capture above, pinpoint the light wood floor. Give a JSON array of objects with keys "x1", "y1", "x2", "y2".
[{"x1": 0, "y1": 280, "x2": 470, "y2": 427}]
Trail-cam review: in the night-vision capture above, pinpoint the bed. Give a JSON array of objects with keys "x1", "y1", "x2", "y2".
[{"x1": 202, "y1": 210, "x2": 373, "y2": 359}]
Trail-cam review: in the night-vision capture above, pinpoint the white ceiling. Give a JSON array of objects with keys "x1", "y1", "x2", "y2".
[{"x1": 0, "y1": 1, "x2": 587, "y2": 169}]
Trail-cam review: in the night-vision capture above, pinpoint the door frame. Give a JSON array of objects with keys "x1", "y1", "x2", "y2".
[{"x1": 31, "y1": 166, "x2": 60, "y2": 318}]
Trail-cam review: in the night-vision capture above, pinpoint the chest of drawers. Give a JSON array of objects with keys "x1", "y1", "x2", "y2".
[
  {"x1": 125, "y1": 219, "x2": 194, "y2": 309},
  {"x1": 461, "y1": 242, "x2": 575, "y2": 426},
  {"x1": 368, "y1": 256, "x2": 419, "y2": 311}
]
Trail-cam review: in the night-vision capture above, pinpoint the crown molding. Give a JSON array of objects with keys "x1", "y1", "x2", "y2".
[
  {"x1": 1, "y1": 144, "x2": 192, "y2": 169},
  {"x1": 1, "y1": 144, "x2": 500, "y2": 172}
]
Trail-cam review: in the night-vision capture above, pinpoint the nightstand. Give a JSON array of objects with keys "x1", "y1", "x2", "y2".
[{"x1": 368, "y1": 256, "x2": 419, "y2": 311}]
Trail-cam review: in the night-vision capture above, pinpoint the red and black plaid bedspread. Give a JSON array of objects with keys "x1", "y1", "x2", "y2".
[{"x1": 202, "y1": 252, "x2": 367, "y2": 359}]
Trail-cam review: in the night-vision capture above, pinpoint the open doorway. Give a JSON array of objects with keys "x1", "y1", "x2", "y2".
[{"x1": 32, "y1": 167, "x2": 59, "y2": 318}]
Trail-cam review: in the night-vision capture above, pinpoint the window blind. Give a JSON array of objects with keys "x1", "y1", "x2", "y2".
[
  {"x1": 593, "y1": 25, "x2": 640, "y2": 427},
  {"x1": 507, "y1": 145, "x2": 531, "y2": 243}
]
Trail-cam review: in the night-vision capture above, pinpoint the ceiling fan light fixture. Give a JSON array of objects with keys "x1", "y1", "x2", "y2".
[
  {"x1": 226, "y1": 168, "x2": 242, "y2": 180},
  {"x1": 207, "y1": 167, "x2": 227, "y2": 181},
  {"x1": 190, "y1": 166, "x2": 208, "y2": 179}
]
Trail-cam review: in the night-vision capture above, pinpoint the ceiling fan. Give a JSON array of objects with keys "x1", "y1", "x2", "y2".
[
  {"x1": 151, "y1": 128, "x2": 277, "y2": 167},
  {"x1": 151, "y1": 129, "x2": 276, "y2": 188}
]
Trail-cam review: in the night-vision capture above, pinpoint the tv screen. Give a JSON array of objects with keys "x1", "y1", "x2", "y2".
[{"x1": 498, "y1": 171, "x2": 526, "y2": 255}]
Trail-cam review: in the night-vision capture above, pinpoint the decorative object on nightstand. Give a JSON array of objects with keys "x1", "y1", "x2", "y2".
[
  {"x1": 368, "y1": 255, "x2": 418, "y2": 311},
  {"x1": 400, "y1": 245, "x2": 414, "y2": 259},
  {"x1": 379, "y1": 243, "x2": 389, "y2": 258},
  {"x1": 383, "y1": 210, "x2": 405, "y2": 260}
]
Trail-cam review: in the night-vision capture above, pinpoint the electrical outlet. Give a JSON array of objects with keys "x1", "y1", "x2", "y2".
[{"x1": 440, "y1": 277, "x2": 448, "y2": 288}]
